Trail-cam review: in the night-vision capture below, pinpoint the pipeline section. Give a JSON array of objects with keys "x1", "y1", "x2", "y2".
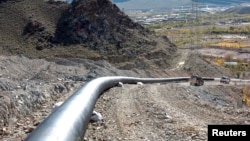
[{"x1": 23, "y1": 76, "x2": 197, "y2": 141}]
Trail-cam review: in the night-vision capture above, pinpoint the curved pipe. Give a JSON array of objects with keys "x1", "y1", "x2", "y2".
[{"x1": 23, "y1": 76, "x2": 191, "y2": 141}]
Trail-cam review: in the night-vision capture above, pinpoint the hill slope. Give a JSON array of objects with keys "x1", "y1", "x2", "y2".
[{"x1": 0, "y1": 0, "x2": 177, "y2": 69}]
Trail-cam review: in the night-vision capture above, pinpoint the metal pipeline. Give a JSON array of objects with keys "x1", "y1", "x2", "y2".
[
  {"x1": 23, "y1": 76, "x2": 191, "y2": 141},
  {"x1": 202, "y1": 77, "x2": 215, "y2": 81}
]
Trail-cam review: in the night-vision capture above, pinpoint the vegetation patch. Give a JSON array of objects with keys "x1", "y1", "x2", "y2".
[
  {"x1": 242, "y1": 85, "x2": 250, "y2": 107},
  {"x1": 211, "y1": 56, "x2": 249, "y2": 78},
  {"x1": 208, "y1": 40, "x2": 250, "y2": 48},
  {"x1": 147, "y1": 14, "x2": 250, "y2": 48}
]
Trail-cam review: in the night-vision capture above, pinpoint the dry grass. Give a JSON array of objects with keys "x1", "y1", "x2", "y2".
[
  {"x1": 208, "y1": 40, "x2": 250, "y2": 48},
  {"x1": 213, "y1": 58, "x2": 224, "y2": 66},
  {"x1": 242, "y1": 85, "x2": 250, "y2": 107}
]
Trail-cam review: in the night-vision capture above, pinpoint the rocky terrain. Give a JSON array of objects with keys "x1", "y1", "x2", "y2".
[
  {"x1": 0, "y1": 0, "x2": 249, "y2": 141},
  {"x1": 0, "y1": 0, "x2": 176, "y2": 69},
  {"x1": 0, "y1": 50, "x2": 243, "y2": 141}
]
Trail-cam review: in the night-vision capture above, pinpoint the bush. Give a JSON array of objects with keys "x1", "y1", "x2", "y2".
[
  {"x1": 242, "y1": 85, "x2": 250, "y2": 107},
  {"x1": 225, "y1": 54, "x2": 233, "y2": 62},
  {"x1": 214, "y1": 58, "x2": 224, "y2": 66}
]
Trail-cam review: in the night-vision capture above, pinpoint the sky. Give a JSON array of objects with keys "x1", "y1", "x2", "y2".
[{"x1": 115, "y1": 0, "x2": 192, "y2": 10}]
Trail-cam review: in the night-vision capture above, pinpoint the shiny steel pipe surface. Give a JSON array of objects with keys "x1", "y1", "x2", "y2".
[{"x1": 24, "y1": 76, "x2": 190, "y2": 141}]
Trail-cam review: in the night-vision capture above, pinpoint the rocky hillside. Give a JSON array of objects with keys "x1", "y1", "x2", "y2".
[
  {"x1": 0, "y1": 0, "x2": 69, "y2": 55},
  {"x1": 0, "y1": 0, "x2": 176, "y2": 69},
  {"x1": 56, "y1": 0, "x2": 150, "y2": 53}
]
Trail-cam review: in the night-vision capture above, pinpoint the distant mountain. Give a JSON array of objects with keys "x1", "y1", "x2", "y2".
[
  {"x1": 223, "y1": 6, "x2": 250, "y2": 14},
  {"x1": 112, "y1": 0, "x2": 130, "y2": 3},
  {"x1": 115, "y1": 0, "x2": 192, "y2": 10},
  {"x1": 193, "y1": 0, "x2": 250, "y2": 5},
  {"x1": 115, "y1": 0, "x2": 250, "y2": 11},
  {"x1": 67, "y1": 0, "x2": 131, "y2": 2},
  {"x1": 65, "y1": 0, "x2": 250, "y2": 10}
]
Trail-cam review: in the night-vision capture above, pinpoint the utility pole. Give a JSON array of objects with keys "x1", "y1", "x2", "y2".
[
  {"x1": 191, "y1": 0, "x2": 201, "y2": 48},
  {"x1": 191, "y1": 0, "x2": 200, "y2": 65}
]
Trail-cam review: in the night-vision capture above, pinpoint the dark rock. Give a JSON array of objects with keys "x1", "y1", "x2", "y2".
[
  {"x1": 47, "y1": 0, "x2": 67, "y2": 5},
  {"x1": 55, "y1": 0, "x2": 146, "y2": 54},
  {"x1": 22, "y1": 20, "x2": 54, "y2": 50},
  {"x1": 23, "y1": 20, "x2": 45, "y2": 35},
  {"x1": 65, "y1": 76, "x2": 86, "y2": 81},
  {"x1": 54, "y1": 84, "x2": 65, "y2": 93},
  {"x1": 0, "y1": 0, "x2": 8, "y2": 4}
]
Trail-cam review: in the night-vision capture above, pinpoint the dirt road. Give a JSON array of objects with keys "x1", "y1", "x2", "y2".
[{"x1": 84, "y1": 82, "x2": 250, "y2": 141}]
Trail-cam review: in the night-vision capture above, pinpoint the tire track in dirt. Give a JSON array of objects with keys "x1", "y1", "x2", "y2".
[
  {"x1": 89, "y1": 85, "x2": 159, "y2": 141},
  {"x1": 138, "y1": 84, "x2": 208, "y2": 140},
  {"x1": 86, "y1": 84, "x2": 208, "y2": 140},
  {"x1": 85, "y1": 82, "x2": 249, "y2": 141},
  {"x1": 148, "y1": 84, "x2": 219, "y2": 125},
  {"x1": 114, "y1": 85, "x2": 151, "y2": 140},
  {"x1": 147, "y1": 84, "x2": 241, "y2": 126}
]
